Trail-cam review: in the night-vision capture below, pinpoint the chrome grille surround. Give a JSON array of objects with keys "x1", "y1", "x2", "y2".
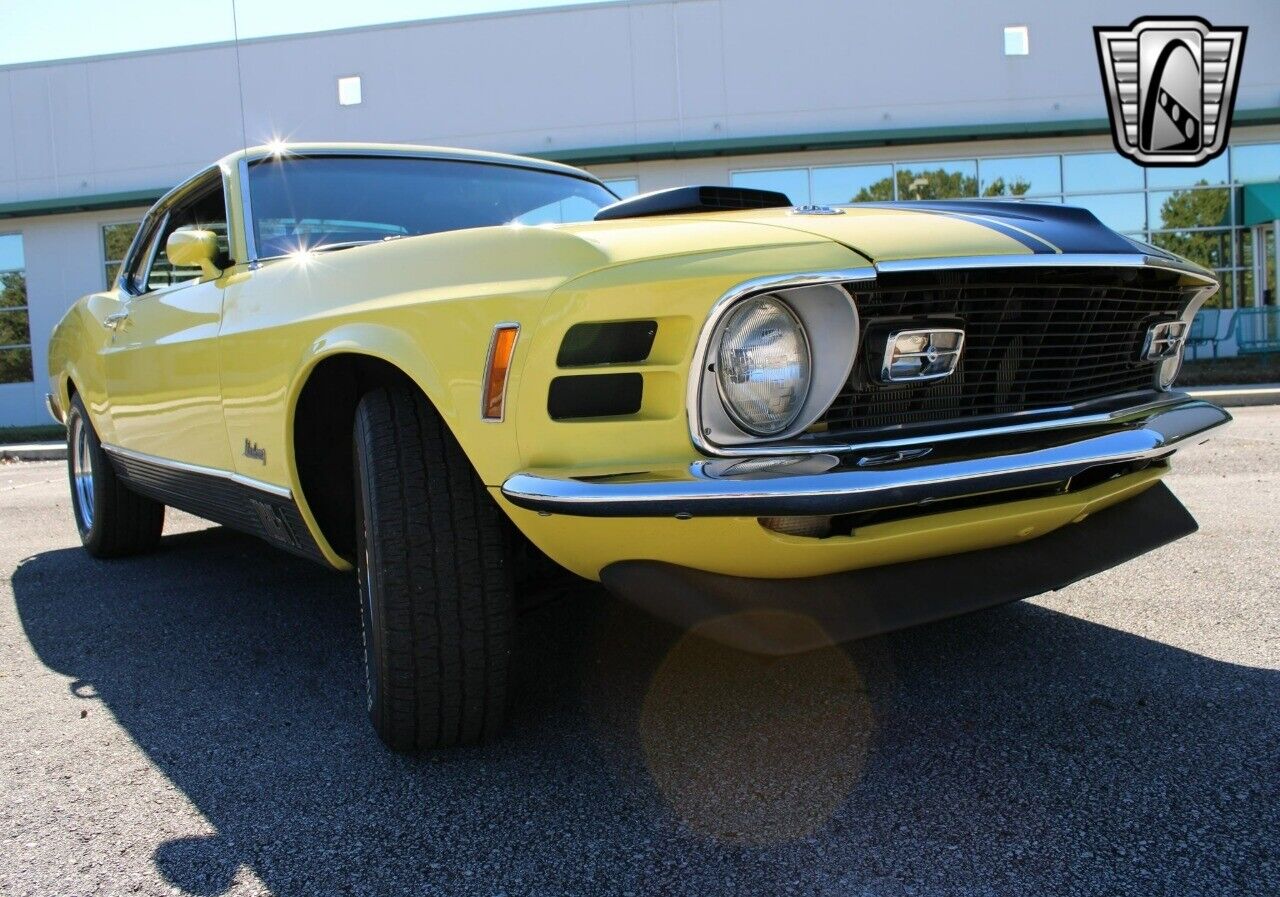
[{"x1": 688, "y1": 254, "x2": 1218, "y2": 458}]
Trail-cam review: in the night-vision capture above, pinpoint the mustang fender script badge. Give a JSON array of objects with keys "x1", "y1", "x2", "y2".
[
  {"x1": 243, "y1": 438, "x2": 267, "y2": 463},
  {"x1": 1094, "y1": 16, "x2": 1247, "y2": 167}
]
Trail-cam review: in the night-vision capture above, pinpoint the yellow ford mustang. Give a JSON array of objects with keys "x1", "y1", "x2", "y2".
[{"x1": 47, "y1": 143, "x2": 1229, "y2": 750}]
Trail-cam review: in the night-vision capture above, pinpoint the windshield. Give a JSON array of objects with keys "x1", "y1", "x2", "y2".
[{"x1": 247, "y1": 155, "x2": 617, "y2": 257}]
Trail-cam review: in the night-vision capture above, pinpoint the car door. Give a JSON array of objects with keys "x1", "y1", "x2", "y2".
[{"x1": 101, "y1": 170, "x2": 233, "y2": 471}]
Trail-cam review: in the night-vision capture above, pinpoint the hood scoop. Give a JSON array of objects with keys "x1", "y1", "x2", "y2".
[{"x1": 594, "y1": 185, "x2": 791, "y2": 221}]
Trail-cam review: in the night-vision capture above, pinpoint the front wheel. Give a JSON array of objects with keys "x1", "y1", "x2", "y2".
[
  {"x1": 353, "y1": 385, "x2": 514, "y2": 751},
  {"x1": 65, "y1": 394, "x2": 165, "y2": 558}
]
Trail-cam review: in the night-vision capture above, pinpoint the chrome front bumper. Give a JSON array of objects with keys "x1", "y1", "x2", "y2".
[
  {"x1": 44, "y1": 393, "x2": 64, "y2": 425},
  {"x1": 501, "y1": 397, "x2": 1230, "y2": 518}
]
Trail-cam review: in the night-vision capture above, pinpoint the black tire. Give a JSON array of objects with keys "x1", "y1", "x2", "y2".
[
  {"x1": 65, "y1": 394, "x2": 165, "y2": 558},
  {"x1": 353, "y1": 385, "x2": 514, "y2": 751}
]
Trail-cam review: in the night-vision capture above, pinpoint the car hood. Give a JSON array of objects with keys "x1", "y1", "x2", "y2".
[{"x1": 560, "y1": 199, "x2": 1158, "y2": 268}]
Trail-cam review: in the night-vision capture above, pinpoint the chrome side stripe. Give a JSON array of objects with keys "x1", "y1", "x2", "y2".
[{"x1": 101, "y1": 443, "x2": 293, "y2": 500}]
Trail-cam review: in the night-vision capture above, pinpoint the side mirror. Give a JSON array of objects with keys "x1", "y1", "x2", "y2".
[{"x1": 166, "y1": 228, "x2": 222, "y2": 279}]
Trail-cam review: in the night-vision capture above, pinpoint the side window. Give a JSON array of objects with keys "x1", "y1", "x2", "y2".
[{"x1": 134, "y1": 179, "x2": 230, "y2": 293}]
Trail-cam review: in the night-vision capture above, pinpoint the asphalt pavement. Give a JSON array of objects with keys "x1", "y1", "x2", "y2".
[{"x1": 1, "y1": 408, "x2": 1277, "y2": 896}]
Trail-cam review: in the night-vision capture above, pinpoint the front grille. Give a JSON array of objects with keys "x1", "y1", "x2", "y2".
[{"x1": 821, "y1": 266, "x2": 1204, "y2": 433}]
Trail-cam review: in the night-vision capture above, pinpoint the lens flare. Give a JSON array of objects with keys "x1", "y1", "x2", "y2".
[{"x1": 639, "y1": 612, "x2": 875, "y2": 845}]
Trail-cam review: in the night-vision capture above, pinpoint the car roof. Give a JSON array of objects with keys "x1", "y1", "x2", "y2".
[{"x1": 214, "y1": 142, "x2": 599, "y2": 182}]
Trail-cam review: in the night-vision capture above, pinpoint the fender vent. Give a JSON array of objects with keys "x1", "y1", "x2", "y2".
[
  {"x1": 557, "y1": 321, "x2": 657, "y2": 367},
  {"x1": 548, "y1": 373, "x2": 643, "y2": 420}
]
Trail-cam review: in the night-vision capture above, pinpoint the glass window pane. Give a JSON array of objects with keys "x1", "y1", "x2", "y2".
[
  {"x1": 1148, "y1": 187, "x2": 1231, "y2": 230},
  {"x1": 105, "y1": 262, "x2": 123, "y2": 288},
  {"x1": 1231, "y1": 143, "x2": 1280, "y2": 184},
  {"x1": 251, "y1": 156, "x2": 617, "y2": 257},
  {"x1": 812, "y1": 164, "x2": 894, "y2": 203},
  {"x1": 0, "y1": 347, "x2": 33, "y2": 384},
  {"x1": 0, "y1": 309, "x2": 31, "y2": 348},
  {"x1": 102, "y1": 222, "x2": 140, "y2": 263},
  {"x1": 979, "y1": 155, "x2": 1061, "y2": 197},
  {"x1": 731, "y1": 168, "x2": 809, "y2": 204},
  {"x1": 0, "y1": 233, "x2": 23, "y2": 273},
  {"x1": 1146, "y1": 154, "x2": 1228, "y2": 188},
  {"x1": 1062, "y1": 152, "x2": 1144, "y2": 192},
  {"x1": 513, "y1": 195, "x2": 607, "y2": 226},
  {"x1": 0, "y1": 271, "x2": 25, "y2": 309},
  {"x1": 895, "y1": 160, "x2": 978, "y2": 199},
  {"x1": 1150, "y1": 228, "x2": 1233, "y2": 270},
  {"x1": 603, "y1": 178, "x2": 639, "y2": 199},
  {"x1": 1067, "y1": 193, "x2": 1146, "y2": 232},
  {"x1": 148, "y1": 188, "x2": 229, "y2": 291}
]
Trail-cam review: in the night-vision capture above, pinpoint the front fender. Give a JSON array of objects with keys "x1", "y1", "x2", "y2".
[{"x1": 47, "y1": 294, "x2": 123, "y2": 441}]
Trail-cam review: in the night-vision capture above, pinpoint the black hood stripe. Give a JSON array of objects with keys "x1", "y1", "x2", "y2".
[{"x1": 855, "y1": 200, "x2": 1141, "y2": 255}]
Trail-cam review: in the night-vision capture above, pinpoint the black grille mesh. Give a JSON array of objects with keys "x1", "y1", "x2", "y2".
[{"x1": 821, "y1": 267, "x2": 1203, "y2": 433}]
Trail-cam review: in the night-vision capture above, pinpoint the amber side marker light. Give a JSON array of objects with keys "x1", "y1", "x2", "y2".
[{"x1": 482, "y1": 323, "x2": 520, "y2": 421}]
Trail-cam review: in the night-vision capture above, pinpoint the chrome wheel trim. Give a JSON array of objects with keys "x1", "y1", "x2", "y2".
[{"x1": 70, "y1": 414, "x2": 95, "y2": 531}]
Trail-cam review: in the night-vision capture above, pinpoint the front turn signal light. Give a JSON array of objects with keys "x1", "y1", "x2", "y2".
[{"x1": 482, "y1": 323, "x2": 520, "y2": 421}]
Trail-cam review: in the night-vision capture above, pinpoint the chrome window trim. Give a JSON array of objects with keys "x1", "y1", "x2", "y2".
[
  {"x1": 129, "y1": 210, "x2": 169, "y2": 296},
  {"x1": 124, "y1": 164, "x2": 234, "y2": 294},
  {"x1": 688, "y1": 254, "x2": 1219, "y2": 458},
  {"x1": 101, "y1": 443, "x2": 293, "y2": 500},
  {"x1": 237, "y1": 144, "x2": 604, "y2": 185},
  {"x1": 239, "y1": 156, "x2": 260, "y2": 266}
]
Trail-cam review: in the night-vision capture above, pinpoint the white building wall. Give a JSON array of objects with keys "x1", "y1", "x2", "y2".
[
  {"x1": 0, "y1": 0, "x2": 1277, "y2": 425},
  {"x1": 0, "y1": 207, "x2": 149, "y2": 425},
  {"x1": 3, "y1": 0, "x2": 1277, "y2": 202}
]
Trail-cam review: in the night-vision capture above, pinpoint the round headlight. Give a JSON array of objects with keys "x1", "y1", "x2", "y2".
[{"x1": 715, "y1": 296, "x2": 811, "y2": 436}]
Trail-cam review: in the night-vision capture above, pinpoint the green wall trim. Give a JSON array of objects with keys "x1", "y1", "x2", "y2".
[
  {"x1": 541, "y1": 107, "x2": 1280, "y2": 166},
  {"x1": 2, "y1": 107, "x2": 1277, "y2": 219},
  {"x1": 0, "y1": 188, "x2": 162, "y2": 221}
]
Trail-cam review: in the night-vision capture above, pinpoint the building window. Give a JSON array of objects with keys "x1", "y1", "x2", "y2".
[
  {"x1": 729, "y1": 141, "x2": 1280, "y2": 308},
  {"x1": 1230, "y1": 142, "x2": 1280, "y2": 184},
  {"x1": 732, "y1": 167, "x2": 810, "y2": 204},
  {"x1": 979, "y1": 155, "x2": 1060, "y2": 197},
  {"x1": 894, "y1": 160, "x2": 978, "y2": 200},
  {"x1": 0, "y1": 233, "x2": 32, "y2": 385},
  {"x1": 103, "y1": 221, "x2": 141, "y2": 288},
  {"x1": 811, "y1": 164, "x2": 894, "y2": 204},
  {"x1": 603, "y1": 178, "x2": 639, "y2": 199},
  {"x1": 1061, "y1": 152, "x2": 1144, "y2": 193},
  {"x1": 338, "y1": 75, "x2": 362, "y2": 106},
  {"x1": 1003, "y1": 26, "x2": 1029, "y2": 56}
]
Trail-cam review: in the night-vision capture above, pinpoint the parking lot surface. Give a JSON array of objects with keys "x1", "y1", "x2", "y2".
[{"x1": 1, "y1": 408, "x2": 1277, "y2": 897}]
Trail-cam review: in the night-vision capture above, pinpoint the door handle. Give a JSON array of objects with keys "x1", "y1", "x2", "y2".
[{"x1": 102, "y1": 311, "x2": 130, "y2": 330}]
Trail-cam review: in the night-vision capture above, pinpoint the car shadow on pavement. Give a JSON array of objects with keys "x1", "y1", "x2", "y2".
[{"x1": 11, "y1": 524, "x2": 1279, "y2": 896}]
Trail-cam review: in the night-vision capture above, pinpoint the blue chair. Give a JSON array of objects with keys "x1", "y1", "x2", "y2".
[
  {"x1": 1186, "y1": 310, "x2": 1225, "y2": 359},
  {"x1": 1233, "y1": 307, "x2": 1280, "y2": 355}
]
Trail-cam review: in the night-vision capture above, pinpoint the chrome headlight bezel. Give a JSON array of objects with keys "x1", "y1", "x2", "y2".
[{"x1": 690, "y1": 271, "x2": 870, "y2": 452}]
